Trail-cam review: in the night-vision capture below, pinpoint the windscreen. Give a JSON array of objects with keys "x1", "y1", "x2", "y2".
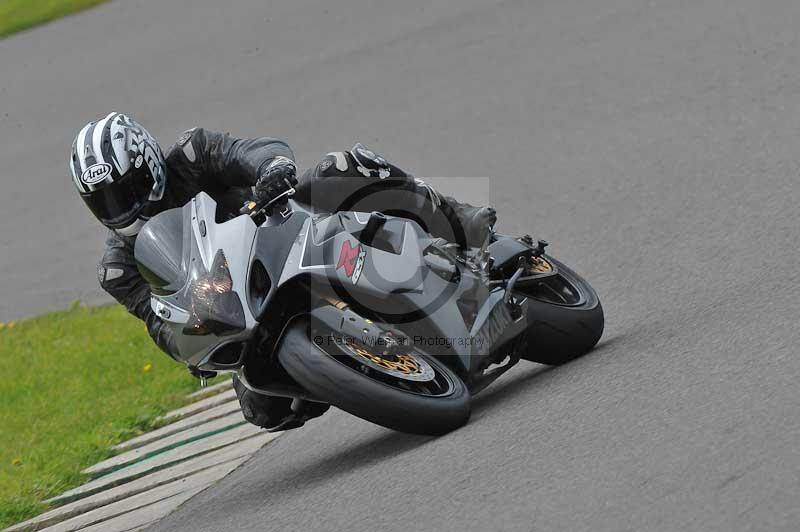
[{"x1": 134, "y1": 207, "x2": 186, "y2": 294}]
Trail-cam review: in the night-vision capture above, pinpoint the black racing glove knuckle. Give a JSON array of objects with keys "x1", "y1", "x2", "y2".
[{"x1": 255, "y1": 156, "x2": 296, "y2": 202}]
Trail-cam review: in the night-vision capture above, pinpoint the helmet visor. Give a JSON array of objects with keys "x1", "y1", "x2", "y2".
[{"x1": 80, "y1": 173, "x2": 153, "y2": 228}]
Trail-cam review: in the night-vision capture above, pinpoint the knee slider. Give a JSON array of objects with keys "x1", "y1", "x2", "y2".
[{"x1": 317, "y1": 151, "x2": 351, "y2": 176}]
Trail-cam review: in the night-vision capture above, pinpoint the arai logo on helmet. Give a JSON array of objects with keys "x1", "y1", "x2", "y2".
[{"x1": 81, "y1": 163, "x2": 113, "y2": 185}]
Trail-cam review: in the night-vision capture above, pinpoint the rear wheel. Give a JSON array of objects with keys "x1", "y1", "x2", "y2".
[
  {"x1": 515, "y1": 257, "x2": 604, "y2": 365},
  {"x1": 276, "y1": 318, "x2": 471, "y2": 435}
]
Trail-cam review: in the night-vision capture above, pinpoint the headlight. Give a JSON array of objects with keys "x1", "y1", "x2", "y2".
[{"x1": 182, "y1": 250, "x2": 245, "y2": 336}]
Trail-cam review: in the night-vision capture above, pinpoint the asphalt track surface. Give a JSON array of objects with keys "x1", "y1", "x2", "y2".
[{"x1": 2, "y1": 0, "x2": 799, "y2": 530}]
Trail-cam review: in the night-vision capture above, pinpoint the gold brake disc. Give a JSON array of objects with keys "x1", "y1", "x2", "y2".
[
  {"x1": 343, "y1": 343, "x2": 436, "y2": 382},
  {"x1": 350, "y1": 345, "x2": 419, "y2": 373}
]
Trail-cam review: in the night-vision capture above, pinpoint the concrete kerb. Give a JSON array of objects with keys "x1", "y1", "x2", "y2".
[{"x1": 5, "y1": 382, "x2": 277, "y2": 532}]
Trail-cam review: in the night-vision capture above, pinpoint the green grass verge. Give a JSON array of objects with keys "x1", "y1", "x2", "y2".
[
  {"x1": 0, "y1": 303, "x2": 211, "y2": 529},
  {"x1": 0, "y1": 0, "x2": 108, "y2": 38}
]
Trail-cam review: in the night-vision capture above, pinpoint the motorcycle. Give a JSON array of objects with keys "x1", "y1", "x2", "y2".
[{"x1": 134, "y1": 188, "x2": 603, "y2": 435}]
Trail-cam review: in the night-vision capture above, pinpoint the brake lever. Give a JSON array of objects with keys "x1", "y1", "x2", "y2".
[{"x1": 242, "y1": 181, "x2": 296, "y2": 220}]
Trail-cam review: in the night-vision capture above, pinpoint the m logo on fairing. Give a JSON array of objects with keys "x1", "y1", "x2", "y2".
[
  {"x1": 336, "y1": 240, "x2": 366, "y2": 284},
  {"x1": 81, "y1": 163, "x2": 112, "y2": 185},
  {"x1": 474, "y1": 302, "x2": 513, "y2": 353}
]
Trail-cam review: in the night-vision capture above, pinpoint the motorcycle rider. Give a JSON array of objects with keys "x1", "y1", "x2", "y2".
[{"x1": 70, "y1": 112, "x2": 496, "y2": 431}]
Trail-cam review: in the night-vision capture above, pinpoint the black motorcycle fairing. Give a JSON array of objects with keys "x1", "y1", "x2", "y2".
[
  {"x1": 469, "y1": 289, "x2": 524, "y2": 357},
  {"x1": 249, "y1": 211, "x2": 310, "y2": 319},
  {"x1": 309, "y1": 212, "x2": 347, "y2": 245}
]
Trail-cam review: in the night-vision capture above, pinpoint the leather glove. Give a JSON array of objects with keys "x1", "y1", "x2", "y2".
[{"x1": 254, "y1": 156, "x2": 297, "y2": 204}]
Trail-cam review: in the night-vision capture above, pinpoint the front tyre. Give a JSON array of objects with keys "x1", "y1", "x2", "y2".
[{"x1": 277, "y1": 319, "x2": 471, "y2": 435}]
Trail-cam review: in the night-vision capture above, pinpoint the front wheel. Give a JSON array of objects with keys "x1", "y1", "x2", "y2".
[{"x1": 276, "y1": 319, "x2": 471, "y2": 435}]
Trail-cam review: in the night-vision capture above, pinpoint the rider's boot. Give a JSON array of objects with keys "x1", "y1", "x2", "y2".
[
  {"x1": 436, "y1": 196, "x2": 497, "y2": 248},
  {"x1": 232, "y1": 375, "x2": 329, "y2": 431}
]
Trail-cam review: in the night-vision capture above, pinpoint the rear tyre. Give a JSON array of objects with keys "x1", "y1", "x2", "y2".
[
  {"x1": 516, "y1": 257, "x2": 604, "y2": 365},
  {"x1": 277, "y1": 319, "x2": 471, "y2": 435}
]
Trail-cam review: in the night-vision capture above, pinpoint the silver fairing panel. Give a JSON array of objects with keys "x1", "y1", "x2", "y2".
[{"x1": 145, "y1": 193, "x2": 260, "y2": 367}]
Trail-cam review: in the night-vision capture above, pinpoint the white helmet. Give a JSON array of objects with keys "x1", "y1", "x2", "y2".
[{"x1": 70, "y1": 112, "x2": 166, "y2": 236}]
